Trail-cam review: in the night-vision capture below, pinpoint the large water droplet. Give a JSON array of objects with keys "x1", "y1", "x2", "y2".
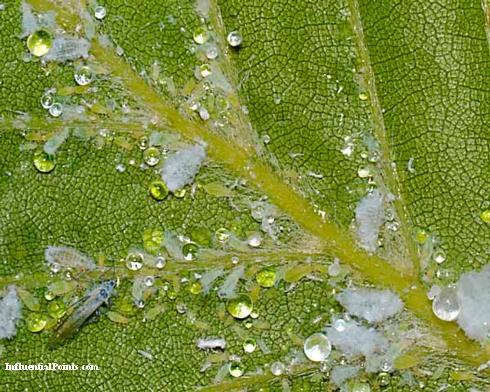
[
  {"x1": 126, "y1": 252, "x2": 144, "y2": 271},
  {"x1": 432, "y1": 287, "x2": 460, "y2": 321},
  {"x1": 228, "y1": 362, "x2": 244, "y2": 377},
  {"x1": 27, "y1": 30, "x2": 53, "y2": 57},
  {"x1": 26, "y1": 313, "x2": 48, "y2": 332},
  {"x1": 303, "y1": 333, "x2": 331, "y2": 362},
  {"x1": 182, "y1": 242, "x2": 199, "y2": 261},
  {"x1": 227, "y1": 294, "x2": 253, "y2": 319}
]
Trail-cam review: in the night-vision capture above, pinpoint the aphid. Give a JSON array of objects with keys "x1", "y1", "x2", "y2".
[
  {"x1": 48, "y1": 280, "x2": 116, "y2": 348},
  {"x1": 196, "y1": 337, "x2": 226, "y2": 351},
  {"x1": 45, "y1": 246, "x2": 96, "y2": 271}
]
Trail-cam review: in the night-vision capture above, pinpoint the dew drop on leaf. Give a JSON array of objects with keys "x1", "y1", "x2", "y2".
[
  {"x1": 189, "y1": 281, "x2": 202, "y2": 295},
  {"x1": 40, "y1": 93, "x2": 54, "y2": 109},
  {"x1": 143, "y1": 147, "x2": 160, "y2": 166},
  {"x1": 33, "y1": 151, "x2": 55, "y2": 173},
  {"x1": 27, "y1": 30, "x2": 53, "y2": 57},
  {"x1": 199, "y1": 64, "x2": 212, "y2": 78},
  {"x1": 432, "y1": 286, "x2": 460, "y2": 321},
  {"x1": 270, "y1": 361, "x2": 286, "y2": 376},
  {"x1": 182, "y1": 242, "x2": 199, "y2": 261},
  {"x1": 193, "y1": 27, "x2": 209, "y2": 44},
  {"x1": 480, "y1": 209, "x2": 490, "y2": 223},
  {"x1": 227, "y1": 294, "x2": 253, "y2": 319},
  {"x1": 149, "y1": 180, "x2": 169, "y2": 201},
  {"x1": 226, "y1": 31, "x2": 243, "y2": 47},
  {"x1": 433, "y1": 249, "x2": 446, "y2": 264},
  {"x1": 94, "y1": 6, "x2": 107, "y2": 20},
  {"x1": 243, "y1": 338, "x2": 256, "y2": 353},
  {"x1": 126, "y1": 252, "x2": 144, "y2": 271},
  {"x1": 256, "y1": 268, "x2": 276, "y2": 288},
  {"x1": 48, "y1": 103, "x2": 63, "y2": 118},
  {"x1": 26, "y1": 313, "x2": 48, "y2": 333},
  {"x1": 228, "y1": 362, "x2": 244, "y2": 377},
  {"x1": 215, "y1": 228, "x2": 230, "y2": 243},
  {"x1": 74, "y1": 66, "x2": 94, "y2": 86},
  {"x1": 303, "y1": 333, "x2": 331, "y2": 362}
]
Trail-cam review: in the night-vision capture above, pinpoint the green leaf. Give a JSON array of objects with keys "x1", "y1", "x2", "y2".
[{"x1": 0, "y1": 0, "x2": 489, "y2": 390}]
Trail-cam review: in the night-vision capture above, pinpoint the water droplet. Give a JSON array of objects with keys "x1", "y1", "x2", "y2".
[
  {"x1": 48, "y1": 103, "x2": 63, "y2": 117},
  {"x1": 116, "y1": 164, "x2": 125, "y2": 173},
  {"x1": 480, "y1": 209, "x2": 490, "y2": 223},
  {"x1": 380, "y1": 360, "x2": 393, "y2": 372},
  {"x1": 149, "y1": 180, "x2": 169, "y2": 201},
  {"x1": 227, "y1": 31, "x2": 243, "y2": 47},
  {"x1": 247, "y1": 233, "x2": 262, "y2": 248},
  {"x1": 74, "y1": 66, "x2": 93, "y2": 86},
  {"x1": 50, "y1": 262, "x2": 61, "y2": 273},
  {"x1": 205, "y1": 45, "x2": 219, "y2": 59},
  {"x1": 333, "y1": 318, "x2": 346, "y2": 332},
  {"x1": 432, "y1": 287, "x2": 460, "y2": 321},
  {"x1": 357, "y1": 167, "x2": 371, "y2": 178},
  {"x1": 359, "y1": 92, "x2": 368, "y2": 101},
  {"x1": 173, "y1": 188, "x2": 186, "y2": 198},
  {"x1": 199, "y1": 107, "x2": 210, "y2": 120},
  {"x1": 378, "y1": 372, "x2": 390, "y2": 386},
  {"x1": 215, "y1": 228, "x2": 230, "y2": 243},
  {"x1": 182, "y1": 242, "x2": 199, "y2": 261},
  {"x1": 94, "y1": 6, "x2": 107, "y2": 20},
  {"x1": 199, "y1": 64, "x2": 212, "y2": 78},
  {"x1": 33, "y1": 151, "x2": 55, "y2": 173},
  {"x1": 303, "y1": 333, "x2": 331, "y2": 362},
  {"x1": 243, "y1": 338, "x2": 256, "y2": 353},
  {"x1": 193, "y1": 27, "x2": 209, "y2": 44},
  {"x1": 41, "y1": 93, "x2": 54, "y2": 109},
  {"x1": 256, "y1": 268, "x2": 276, "y2": 288},
  {"x1": 270, "y1": 361, "x2": 286, "y2": 376},
  {"x1": 176, "y1": 303, "x2": 187, "y2": 314},
  {"x1": 47, "y1": 299, "x2": 66, "y2": 319},
  {"x1": 126, "y1": 252, "x2": 144, "y2": 271},
  {"x1": 143, "y1": 147, "x2": 160, "y2": 166},
  {"x1": 144, "y1": 276, "x2": 155, "y2": 287},
  {"x1": 143, "y1": 228, "x2": 164, "y2": 254},
  {"x1": 262, "y1": 134, "x2": 271, "y2": 144},
  {"x1": 155, "y1": 256, "x2": 166, "y2": 269},
  {"x1": 136, "y1": 299, "x2": 145, "y2": 309},
  {"x1": 227, "y1": 294, "x2": 253, "y2": 319},
  {"x1": 44, "y1": 290, "x2": 55, "y2": 301},
  {"x1": 167, "y1": 289, "x2": 177, "y2": 300},
  {"x1": 27, "y1": 30, "x2": 53, "y2": 57},
  {"x1": 26, "y1": 313, "x2": 48, "y2": 332},
  {"x1": 433, "y1": 249, "x2": 446, "y2": 264},
  {"x1": 138, "y1": 135, "x2": 149, "y2": 150},
  {"x1": 229, "y1": 362, "x2": 244, "y2": 377},
  {"x1": 189, "y1": 281, "x2": 202, "y2": 295},
  {"x1": 414, "y1": 228, "x2": 428, "y2": 244}
]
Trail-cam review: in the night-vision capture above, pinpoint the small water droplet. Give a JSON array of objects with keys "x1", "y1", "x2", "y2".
[
  {"x1": 432, "y1": 286, "x2": 460, "y2": 321},
  {"x1": 143, "y1": 147, "x2": 160, "y2": 166},
  {"x1": 243, "y1": 338, "x2": 256, "y2": 353},
  {"x1": 149, "y1": 180, "x2": 169, "y2": 201},
  {"x1": 359, "y1": 92, "x2": 368, "y2": 101},
  {"x1": 433, "y1": 249, "x2": 446, "y2": 264},
  {"x1": 138, "y1": 136, "x2": 149, "y2": 150},
  {"x1": 26, "y1": 313, "x2": 48, "y2": 332},
  {"x1": 357, "y1": 167, "x2": 371, "y2": 178},
  {"x1": 155, "y1": 255, "x2": 166, "y2": 269},
  {"x1": 136, "y1": 299, "x2": 145, "y2": 309},
  {"x1": 189, "y1": 281, "x2": 202, "y2": 295},
  {"x1": 199, "y1": 107, "x2": 210, "y2": 120},
  {"x1": 41, "y1": 93, "x2": 54, "y2": 109},
  {"x1": 480, "y1": 209, "x2": 490, "y2": 223},
  {"x1": 193, "y1": 27, "x2": 209, "y2": 44},
  {"x1": 227, "y1": 294, "x2": 253, "y2": 319},
  {"x1": 270, "y1": 361, "x2": 286, "y2": 376},
  {"x1": 333, "y1": 318, "x2": 346, "y2": 332},
  {"x1": 126, "y1": 252, "x2": 144, "y2": 271},
  {"x1": 182, "y1": 242, "x2": 199, "y2": 261},
  {"x1": 94, "y1": 6, "x2": 107, "y2": 20},
  {"x1": 33, "y1": 151, "x2": 55, "y2": 173},
  {"x1": 27, "y1": 30, "x2": 53, "y2": 57},
  {"x1": 74, "y1": 66, "x2": 93, "y2": 86},
  {"x1": 144, "y1": 276, "x2": 155, "y2": 287},
  {"x1": 48, "y1": 103, "x2": 63, "y2": 117},
  {"x1": 262, "y1": 134, "x2": 271, "y2": 144},
  {"x1": 116, "y1": 163, "x2": 126, "y2": 173},
  {"x1": 228, "y1": 362, "x2": 244, "y2": 377},
  {"x1": 199, "y1": 64, "x2": 212, "y2": 78},
  {"x1": 173, "y1": 188, "x2": 186, "y2": 198},
  {"x1": 205, "y1": 45, "x2": 219, "y2": 59},
  {"x1": 414, "y1": 228, "x2": 429, "y2": 244},
  {"x1": 256, "y1": 268, "x2": 276, "y2": 288},
  {"x1": 215, "y1": 228, "x2": 230, "y2": 243},
  {"x1": 247, "y1": 233, "x2": 262, "y2": 248},
  {"x1": 227, "y1": 31, "x2": 243, "y2": 47},
  {"x1": 47, "y1": 299, "x2": 66, "y2": 319},
  {"x1": 50, "y1": 262, "x2": 61, "y2": 273},
  {"x1": 176, "y1": 303, "x2": 187, "y2": 314},
  {"x1": 303, "y1": 333, "x2": 331, "y2": 362}
]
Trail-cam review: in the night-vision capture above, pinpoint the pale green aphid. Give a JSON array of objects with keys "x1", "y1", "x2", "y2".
[{"x1": 48, "y1": 280, "x2": 116, "y2": 349}]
